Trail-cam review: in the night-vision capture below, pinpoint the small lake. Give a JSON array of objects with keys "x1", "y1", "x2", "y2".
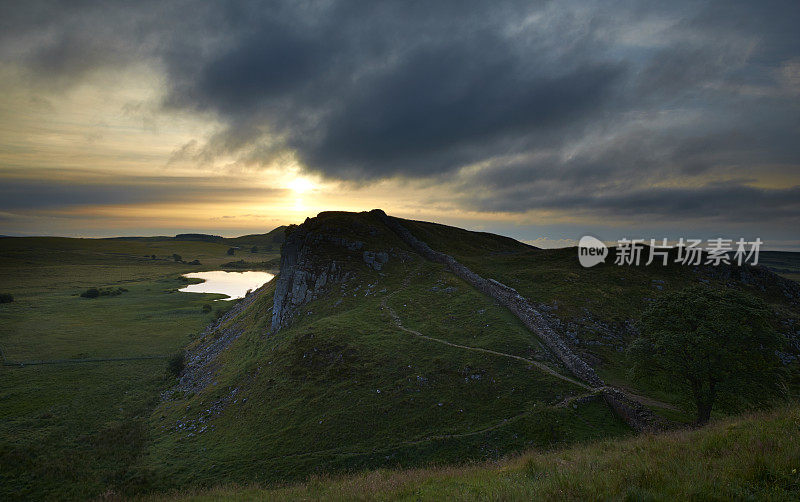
[{"x1": 179, "y1": 270, "x2": 275, "y2": 301}]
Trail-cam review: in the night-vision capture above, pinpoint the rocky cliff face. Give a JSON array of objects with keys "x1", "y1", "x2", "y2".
[{"x1": 270, "y1": 215, "x2": 392, "y2": 331}]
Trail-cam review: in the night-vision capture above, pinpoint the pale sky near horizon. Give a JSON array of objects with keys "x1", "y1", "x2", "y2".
[{"x1": 1, "y1": 1, "x2": 798, "y2": 249}]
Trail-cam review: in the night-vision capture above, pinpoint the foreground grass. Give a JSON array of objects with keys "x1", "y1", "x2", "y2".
[{"x1": 150, "y1": 404, "x2": 800, "y2": 501}]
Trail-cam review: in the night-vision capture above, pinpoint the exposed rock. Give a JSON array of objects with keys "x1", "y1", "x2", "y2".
[
  {"x1": 171, "y1": 287, "x2": 268, "y2": 395},
  {"x1": 271, "y1": 224, "x2": 351, "y2": 330},
  {"x1": 363, "y1": 250, "x2": 389, "y2": 270},
  {"x1": 271, "y1": 217, "x2": 391, "y2": 331}
]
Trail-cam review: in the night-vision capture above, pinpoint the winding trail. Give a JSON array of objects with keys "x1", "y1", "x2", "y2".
[
  {"x1": 381, "y1": 296, "x2": 592, "y2": 391},
  {"x1": 381, "y1": 297, "x2": 677, "y2": 417},
  {"x1": 374, "y1": 210, "x2": 680, "y2": 431},
  {"x1": 382, "y1": 297, "x2": 677, "y2": 414}
]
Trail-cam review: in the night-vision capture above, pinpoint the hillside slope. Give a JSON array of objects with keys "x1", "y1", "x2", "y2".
[
  {"x1": 156, "y1": 404, "x2": 800, "y2": 501},
  {"x1": 398, "y1": 215, "x2": 800, "y2": 411},
  {"x1": 139, "y1": 210, "x2": 800, "y2": 495},
  {"x1": 141, "y1": 212, "x2": 624, "y2": 493}
]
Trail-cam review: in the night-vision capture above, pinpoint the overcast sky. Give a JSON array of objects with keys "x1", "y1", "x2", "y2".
[{"x1": 0, "y1": 0, "x2": 798, "y2": 248}]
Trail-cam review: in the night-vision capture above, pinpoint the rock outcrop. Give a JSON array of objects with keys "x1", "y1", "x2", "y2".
[
  {"x1": 363, "y1": 251, "x2": 389, "y2": 271},
  {"x1": 271, "y1": 216, "x2": 391, "y2": 331},
  {"x1": 173, "y1": 285, "x2": 269, "y2": 394}
]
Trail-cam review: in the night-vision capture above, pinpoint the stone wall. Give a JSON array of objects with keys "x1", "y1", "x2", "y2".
[
  {"x1": 601, "y1": 387, "x2": 672, "y2": 432},
  {"x1": 372, "y1": 209, "x2": 604, "y2": 387},
  {"x1": 373, "y1": 209, "x2": 688, "y2": 431}
]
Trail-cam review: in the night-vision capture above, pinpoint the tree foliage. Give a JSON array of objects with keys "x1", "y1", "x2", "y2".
[
  {"x1": 629, "y1": 285, "x2": 785, "y2": 424},
  {"x1": 168, "y1": 352, "x2": 185, "y2": 377},
  {"x1": 80, "y1": 288, "x2": 100, "y2": 298}
]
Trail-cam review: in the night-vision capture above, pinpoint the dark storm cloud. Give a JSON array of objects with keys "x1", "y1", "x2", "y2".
[
  {"x1": 1, "y1": 0, "x2": 799, "y2": 225},
  {"x1": 160, "y1": 0, "x2": 618, "y2": 178},
  {"x1": 305, "y1": 56, "x2": 623, "y2": 177},
  {"x1": 468, "y1": 181, "x2": 800, "y2": 223}
]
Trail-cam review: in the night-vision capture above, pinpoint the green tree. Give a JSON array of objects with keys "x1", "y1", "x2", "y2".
[
  {"x1": 227, "y1": 247, "x2": 236, "y2": 256},
  {"x1": 172, "y1": 253, "x2": 182, "y2": 262},
  {"x1": 250, "y1": 245, "x2": 258, "y2": 253},
  {"x1": 629, "y1": 285, "x2": 784, "y2": 425},
  {"x1": 167, "y1": 351, "x2": 185, "y2": 377},
  {"x1": 80, "y1": 288, "x2": 100, "y2": 299}
]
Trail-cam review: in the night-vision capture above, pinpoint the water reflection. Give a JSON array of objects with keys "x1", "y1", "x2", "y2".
[{"x1": 179, "y1": 270, "x2": 274, "y2": 300}]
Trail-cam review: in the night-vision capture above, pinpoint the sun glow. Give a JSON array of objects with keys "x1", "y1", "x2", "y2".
[{"x1": 287, "y1": 177, "x2": 315, "y2": 194}]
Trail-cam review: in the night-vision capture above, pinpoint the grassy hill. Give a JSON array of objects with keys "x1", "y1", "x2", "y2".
[
  {"x1": 132, "y1": 210, "x2": 799, "y2": 496},
  {"x1": 1, "y1": 212, "x2": 799, "y2": 499},
  {"x1": 150, "y1": 403, "x2": 800, "y2": 501},
  {"x1": 391, "y1": 214, "x2": 800, "y2": 417},
  {"x1": 139, "y1": 211, "x2": 626, "y2": 494}
]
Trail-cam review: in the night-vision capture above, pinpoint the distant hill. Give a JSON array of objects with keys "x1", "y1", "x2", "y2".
[
  {"x1": 761, "y1": 250, "x2": 800, "y2": 282},
  {"x1": 173, "y1": 233, "x2": 225, "y2": 242},
  {"x1": 0, "y1": 228, "x2": 286, "y2": 270},
  {"x1": 101, "y1": 225, "x2": 288, "y2": 252},
  {"x1": 226, "y1": 226, "x2": 287, "y2": 250}
]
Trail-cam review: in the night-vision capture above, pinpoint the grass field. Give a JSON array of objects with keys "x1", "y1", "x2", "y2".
[{"x1": 0, "y1": 235, "x2": 279, "y2": 499}]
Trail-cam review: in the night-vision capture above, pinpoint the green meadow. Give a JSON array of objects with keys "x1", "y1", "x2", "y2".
[{"x1": 0, "y1": 236, "x2": 278, "y2": 499}]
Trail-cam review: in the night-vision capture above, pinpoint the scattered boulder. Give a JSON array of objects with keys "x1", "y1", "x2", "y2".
[{"x1": 363, "y1": 250, "x2": 389, "y2": 270}]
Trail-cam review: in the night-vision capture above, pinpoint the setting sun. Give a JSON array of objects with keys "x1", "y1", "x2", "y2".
[{"x1": 287, "y1": 177, "x2": 315, "y2": 194}]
